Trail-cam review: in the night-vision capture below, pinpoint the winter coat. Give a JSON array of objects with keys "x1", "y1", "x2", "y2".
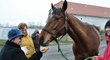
[
  {"x1": 32, "y1": 34, "x2": 40, "y2": 51},
  {"x1": 98, "y1": 35, "x2": 110, "y2": 60},
  {"x1": 20, "y1": 35, "x2": 36, "y2": 58},
  {"x1": 0, "y1": 41, "x2": 27, "y2": 60},
  {"x1": 0, "y1": 41, "x2": 42, "y2": 60}
]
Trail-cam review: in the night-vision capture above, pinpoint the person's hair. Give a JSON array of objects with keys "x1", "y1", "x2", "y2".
[
  {"x1": 33, "y1": 30, "x2": 39, "y2": 34},
  {"x1": 31, "y1": 30, "x2": 39, "y2": 40},
  {"x1": 18, "y1": 22, "x2": 28, "y2": 29},
  {"x1": 105, "y1": 20, "x2": 110, "y2": 29},
  {"x1": 104, "y1": 20, "x2": 110, "y2": 36}
]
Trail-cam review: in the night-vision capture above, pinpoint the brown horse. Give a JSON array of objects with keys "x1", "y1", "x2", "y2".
[{"x1": 40, "y1": 0, "x2": 100, "y2": 60}]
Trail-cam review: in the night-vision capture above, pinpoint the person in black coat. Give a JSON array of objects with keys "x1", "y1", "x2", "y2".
[{"x1": 0, "y1": 28, "x2": 42, "y2": 60}]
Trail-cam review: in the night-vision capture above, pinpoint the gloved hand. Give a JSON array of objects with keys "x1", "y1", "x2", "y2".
[{"x1": 30, "y1": 51, "x2": 43, "y2": 60}]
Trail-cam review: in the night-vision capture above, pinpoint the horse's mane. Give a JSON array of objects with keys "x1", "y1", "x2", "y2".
[
  {"x1": 65, "y1": 12, "x2": 85, "y2": 26},
  {"x1": 65, "y1": 12, "x2": 100, "y2": 36},
  {"x1": 84, "y1": 22, "x2": 100, "y2": 32}
]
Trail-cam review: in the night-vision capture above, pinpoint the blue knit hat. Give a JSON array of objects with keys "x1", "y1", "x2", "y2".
[{"x1": 8, "y1": 28, "x2": 24, "y2": 40}]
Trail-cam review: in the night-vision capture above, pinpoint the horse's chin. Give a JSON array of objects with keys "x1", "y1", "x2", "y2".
[
  {"x1": 43, "y1": 42, "x2": 49, "y2": 46},
  {"x1": 41, "y1": 44, "x2": 48, "y2": 46},
  {"x1": 43, "y1": 39, "x2": 53, "y2": 46}
]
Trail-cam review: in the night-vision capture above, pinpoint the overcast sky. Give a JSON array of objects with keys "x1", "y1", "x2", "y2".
[{"x1": 0, "y1": 0, "x2": 110, "y2": 26}]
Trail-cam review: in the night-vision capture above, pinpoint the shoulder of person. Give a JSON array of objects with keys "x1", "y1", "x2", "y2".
[
  {"x1": 1, "y1": 47, "x2": 26, "y2": 60},
  {"x1": 11, "y1": 48, "x2": 28, "y2": 60}
]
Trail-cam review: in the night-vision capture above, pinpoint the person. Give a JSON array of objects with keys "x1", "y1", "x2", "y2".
[
  {"x1": 31, "y1": 29, "x2": 40, "y2": 51},
  {"x1": 18, "y1": 22, "x2": 42, "y2": 59},
  {"x1": 104, "y1": 20, "x2": 110, "y2": 45},
  {"x1": 0, "y1": 28, "x2": 42, "y2": 60},
  {"x1": 92, "y1": 20, "x2": 110, "y2": 60},
  {"x1": 31, "y1": 30, "x2": 48, "y2": 53}
]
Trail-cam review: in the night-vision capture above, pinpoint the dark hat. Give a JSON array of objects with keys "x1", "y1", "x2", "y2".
[
  {"x1": 34, "y1": 29, "x2": 39, "y2": 34},
  {"x1": 8, "y1": 28, "x2": 24, "y2": 40},
  {"x1": 105, "y1": 20, "x2": 110, "y2": 29}
]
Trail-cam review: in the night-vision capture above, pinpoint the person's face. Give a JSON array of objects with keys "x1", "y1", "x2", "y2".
[
  {"x1": 20, "y1": 27, "x2": 28, "y2": 36},
  {"x1": 105, "y1": 26, "x2": 110, "y2": 36},
  {"x1": 12, "y1": 36, "x2": 22, "y2": 45},
  {"x1": 36, "y1": 33, "x2": 39, "y2": 36}
]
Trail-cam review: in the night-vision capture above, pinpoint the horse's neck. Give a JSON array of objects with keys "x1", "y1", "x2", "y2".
[{"x1": 66, "y1": 13, "x2": 88, "y2": 43}]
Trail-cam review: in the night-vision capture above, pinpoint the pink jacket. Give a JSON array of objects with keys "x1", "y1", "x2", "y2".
[{"x1": 98, "y1": 35, "x2": 110, "y2": 60}]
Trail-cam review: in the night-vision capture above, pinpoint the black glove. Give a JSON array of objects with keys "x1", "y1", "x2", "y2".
[
  {"x1": 36, "y1": 51, "x2": 43, "y2": 58},
  {"x1": 30, "y1": 51, "x2": 43, "y2": 60}
]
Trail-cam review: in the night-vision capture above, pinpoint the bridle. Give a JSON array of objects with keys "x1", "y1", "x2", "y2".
[
  {"x1": 42, "y1": 13, "x2": 68, "y2": 38},
  {"x1": 42, "y1": 13, "x2": 69, "y2": 60},
  {"x1": 43, "y1": 24, "x2": 67, "y2": 38}
]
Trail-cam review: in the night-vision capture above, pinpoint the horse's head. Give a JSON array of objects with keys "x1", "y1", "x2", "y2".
[{"x1": 40, "y1": 0, "x2": 68, "y2": 46}]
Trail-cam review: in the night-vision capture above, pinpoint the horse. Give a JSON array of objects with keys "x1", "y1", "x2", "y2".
[{"x1": 40, "y1": 0, "x2": 100, "y2": 60}]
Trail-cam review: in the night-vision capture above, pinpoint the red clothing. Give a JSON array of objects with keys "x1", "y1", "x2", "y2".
[
  {"x1": 98, "y1": 35, "x2": 110, "y2": 60},
  {"x1": 104, "y1": 35, "x2": 110, "y2": 41},
  {"x1": 34, "y1": 35, "x2": 39, "y2": 48}
]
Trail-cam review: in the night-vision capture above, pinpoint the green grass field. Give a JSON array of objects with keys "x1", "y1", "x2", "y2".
[
  {"x1": 0, "y1": 39, "x2": 6, "y2": 46},
  {"x1": 100, "y1": 34, "x2": 104, "y2": 40},
  {"x1": 0, "y1": 39, "x2": 6, "y2": 51}
]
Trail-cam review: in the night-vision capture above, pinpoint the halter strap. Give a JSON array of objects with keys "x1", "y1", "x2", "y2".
[{"x1": 54, "y1": 37, "x2": 69, "y2": 60}]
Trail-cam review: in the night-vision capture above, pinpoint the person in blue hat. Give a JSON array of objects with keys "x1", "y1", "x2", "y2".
[{"x1": 0, "y1": 28, "x2": 42, "y2": 60}]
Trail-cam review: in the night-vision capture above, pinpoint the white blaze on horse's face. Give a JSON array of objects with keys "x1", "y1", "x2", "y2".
[
  {"x1": 43, "y1": 33, "x2": 52, "y2": 45},
  {"x1": 48, "y1": 9, "x2": 53, "y2": 19},
  {"x1": 46, "y1": 9, "x2": 53, "y2": 23}
]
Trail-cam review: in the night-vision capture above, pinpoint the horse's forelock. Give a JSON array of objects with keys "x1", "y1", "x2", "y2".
[
  {"x1": 48, "y1": 8, "x2": 63, "y2": 22},
  {"x1": 49, "y1": 9, "x2": 53, "y2": 18},
  {"x1": 50, "y1": 8, "x2": 63, "y2": 15}
]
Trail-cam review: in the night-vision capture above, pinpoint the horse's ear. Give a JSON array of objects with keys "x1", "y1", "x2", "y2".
[
  {"x1": 62, "y1": 0, "x2": 67, "y2": 12},
  {"x1": 51, "y1": 3, "x2": 56, "y2": 10}
]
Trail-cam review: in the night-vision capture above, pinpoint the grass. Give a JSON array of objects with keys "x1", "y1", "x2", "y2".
[
  {"x1": 0, "y1": 34, "x2": 105, "y2": 47},
  {"x1": 0, "y1": 39, "x2": 6, "y2": 51},
  {"x1": 0, "y1": 39, "x2": 6, "y2": 46},
  {"x1": 48, "y1": 37, "x2": 73, "y2": 46},
  {"x1": 100, "y1": 34, "x2": 104, "y2": 41}
]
